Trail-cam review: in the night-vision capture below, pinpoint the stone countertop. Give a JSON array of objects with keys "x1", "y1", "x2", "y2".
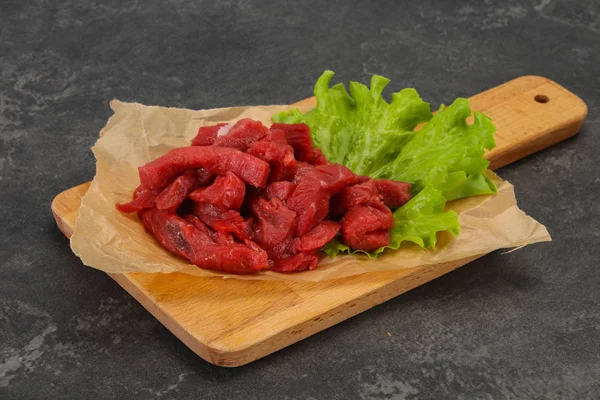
[{"x1": 1, "y1": 0, "x2": 599, "y2": 398}]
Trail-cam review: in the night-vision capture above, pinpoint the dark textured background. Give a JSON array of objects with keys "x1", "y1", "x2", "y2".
[{"x1": 1, "y1": 0, "x2": 599, "y2": 399}]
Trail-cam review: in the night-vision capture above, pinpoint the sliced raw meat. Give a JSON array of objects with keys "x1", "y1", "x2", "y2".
[
  {"x1": 244, "y1": 239, "x2": 263, "y2": 253},
  {"x1": 196, "y1": 168, "x2": 214, "y2": 186},
  {"x1": 267, "y1": 238, "x2": 296, "y2": 262},
  {"x1": 212, "y1": 118, "x2": 270, "y2": 151},
  {"x1": 271, "y1": 123, "x2": 313, "y2": 161},
  {"x1": 374, "y1": 179, "x2": 412, "y2": 209},
  {"x1": 212, "y1": 148, "x2": 270, "y2": 188},
  {"x1": 155, "y1": 170, "x2": 199, "y2": 213},
  {"x1": 184, "y1": 214, "x2": 215, "y2": 243},
  {"x1": 141, "y1": 209, "x2": 268, "y2": 273},
  {"x1": 308, "y1": 148, "x2": 328, "y2": 165},
  {"x1": 332, "y1": 180, "x2": 386, "y2": 216},
  {"x1": 270, "y1": 123, "x2": 328, "y2": 165},
  {"x1": 351, "y1": 229, "x2": 390, "y2": 252},
  {"x1": 193, "y1": 202, "x2": 251, "y2": 241},
  {"x1": 341, "y1": 206, "x2": 395, "y2": 252},
  {"x1": 287, "y1": 164, "x2": 357, "y2": 235},
  {"x1": 295, "y1": 221, "x2": 340, "y2": 252},
  {"x1": 188, "y1": 242, "x2": 268, "y2": 274},
  {"x1": 357, "y1": 175, "x2": 371, "y2": 183},
  {"x1": 189, "y1": 171, "x2": 246, "y2": 211},
  {"x1": 247, "y1": 140, "x2": 297, "y2": 182},
  {"x1": 270, "y1": 250, "x2": 319, "y2": 273},
  {"x1": 287, "y1": 175, "x2": 331, "y2": 236},
  {"x1": 191, "y1": 123, "x2": 227, "y2": 146},
  {"x1": 266, "y1": 128, "x2": 289, "y2": 145},
  {"x1": 314, "y1": 164, "x2": 360, "y2": 194},
  {"x1": 139, "y1": 209, "x2": 197, "y2": 258},
  {"x1": 243, "y1": 216, "x2": 256, "y2": 239},
  {"x1": 292, "y1": 161, "x2": 315, "y2": 184},
  {"x1": 116, "y1": 185, "x2": 158, "y2": 213},
  {"x1": 265, "y1": 181, "x2": 297, "y2": 202},
  {"x1": 138, "y1": 146, "x2": 269, "y2": 189},
  {"x1": 186, "y1": 214, "x2": 247, "y2": 246},
  {"x1": 214, "y1": 230, "x2": 235, "y2": 245},
  {"x1": 251, "y1": 197, "x2": 297, "y2": 249}
]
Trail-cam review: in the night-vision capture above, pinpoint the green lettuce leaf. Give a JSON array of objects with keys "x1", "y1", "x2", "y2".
[
  {"x1": 374, "y1": 99, "x2": 497, "y2": 200},
  {"x1": 273, "y1": 70, "x2": 433, "y2": 176},
  {"x1": 274, "y1": 70, "x2": 496, "y2": 258}
]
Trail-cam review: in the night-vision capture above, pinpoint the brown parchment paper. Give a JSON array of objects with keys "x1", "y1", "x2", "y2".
[{"x1": 70, "y1": 100, "x2": 551, "y2": 282}]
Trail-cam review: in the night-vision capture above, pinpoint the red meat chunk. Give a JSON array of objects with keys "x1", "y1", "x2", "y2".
[
  {"x1": 251, "y1": 197, "x2": 297, "y2": 249},
  {"x1": 243, "y1": 216, "x2": 256, "y2": 239},
  {"x1": 295, "y1": 221, "x2": 340, "y2": 252},
  {"x1": 189, "y1": 171, "x2": 246, "y2": 211},
  {"x1": 271, "y1": 123, "x2": 313, "y2": 161},
  {"x1": 184, "y1": 214, "x2": 215, "y2": 243},
  {"x1": 287, "y1": 175, "x2": 331, "y2": 236},
  {"x1": 212, "y1": 148, "x2": 270, "y2": 188},
  {"x1": 214, "y1": 231, "x2": 235, "y2": 245},
  {"x1": 267, "y1": 238, "x2": 295, "y2": 262},
  {"x1": 270, "y1": 250, "x2": 320, "y2": 273},
  {"x1": 138, "y1": 146, "x2": 269, "y2": 189},
  {"x1": 196, "y1": 168, "x2": 214, "y2": 186},
  {"x1": 243, "y1": 238, "x2": 263, "y2": 253},
  {"x1": 265, "y1": 181, "x2": 297, "y2": 202},
  {"x1": 266, "y1": 128, "x2": 289, "y2": 145},
  {"x1": 139, "y1": 209, "x2": 268, "y2": 273},
  {"x1": 342, "y1": 181, "x2": 380, "y2": 208},
  {"x1": 212, "y1": 118, "x2": 270, "y2": 151},
  {"x1": 116, "y1": 185, "x2": 158, "y2": 213},
  {"x1": 193, "y1": 243, "x2": 268, "y2": 274},
  {"x1": 138, "y1": 209, "x2": 153, "y2": 233},
  {"x1": 374, "y1": 179, "x2": 412, "y2": 209},
  {"x1": 270, "y1": 123, "x2": 329, "y2": 165},
  {"x1": 333, "y1": 180, "x2": 386, "y2": 215},
  {"x1": 341, "y1": 206, "x2": 395, "y2": 252},
  {"x1": 308, "y1": 148, "x2": 328, "y2": 166},
  {"x1": 191, "y1": 123, "x2": 228, "y2": 146},
  {"x1": 154, "y1": 170, "x2": 199, "y2": 213},
  {"x1": 185, "y1": 214, "x2": 241, "y2": 245},
  {"x1": 193, "y1": 202, "x2": 251, "y2": 241},
  {"x1": 287, "y1": 164, "x2": 359, "y2": 235},
  {"x1": 247, "y1": 140, "x2": 297, "y2": 182},
  {"x1": 140, "y1": 209, "x2": 206, "y2": 258},
  {"x1": 314, "y1": 164, "x2": 360, "y2": 194},
  {"x1": 292, "y1": 162, "x2": 315, "y2": 184}
]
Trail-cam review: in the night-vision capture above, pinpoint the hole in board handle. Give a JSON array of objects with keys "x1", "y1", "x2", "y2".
[{"x1": 534, "y1": 94, "x2": 549, "y2": 103}]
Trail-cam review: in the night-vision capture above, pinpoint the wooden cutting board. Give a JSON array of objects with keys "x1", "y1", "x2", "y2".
[{"x1": 52, "y1": 76, "x2": 586, "y2": 367}]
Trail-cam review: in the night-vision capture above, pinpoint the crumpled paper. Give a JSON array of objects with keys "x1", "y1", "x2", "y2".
[{"x1": 70, "y1": 100, "x2": 551, "y2": 282}]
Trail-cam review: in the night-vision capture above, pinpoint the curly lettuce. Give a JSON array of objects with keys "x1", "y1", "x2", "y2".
[
  {"x1": 273, "y1": 70, "x2": 496, "y2": 257},
  {"x1": 274, "y1": 70, "x2": 432, "y2": 176}
]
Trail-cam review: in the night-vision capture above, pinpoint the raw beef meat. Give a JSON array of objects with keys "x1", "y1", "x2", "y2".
[
  {"x1": 117, "y1": 118, "x2": 412, "y2": 274},
  {"x1": 374, "y1": 179, "x2": 412, "y2": 209},
  {"x1": 189, "y1": 171, "x2": 245, "y2": 211}
]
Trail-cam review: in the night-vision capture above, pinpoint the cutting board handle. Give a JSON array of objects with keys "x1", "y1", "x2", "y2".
[{"x1": 471, "y1": 75, "x2": 587, "y2": 169}]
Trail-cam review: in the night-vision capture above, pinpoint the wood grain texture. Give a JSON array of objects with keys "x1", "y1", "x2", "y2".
[{"x1": 51, "y1": 76, "x2": 586, "y2": 367}]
